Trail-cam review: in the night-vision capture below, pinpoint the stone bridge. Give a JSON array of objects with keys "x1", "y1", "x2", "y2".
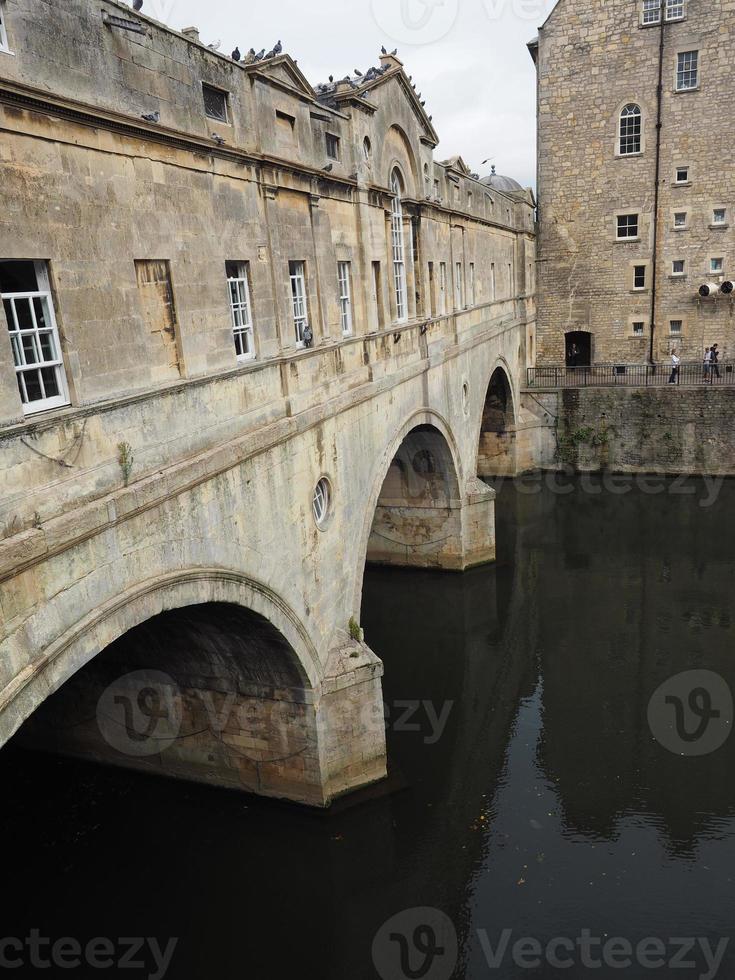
[{"x1": 0, "y1": 307, "x2": 533, "y2": 806}]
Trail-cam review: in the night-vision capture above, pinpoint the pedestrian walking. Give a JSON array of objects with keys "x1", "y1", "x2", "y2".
[
  {"x1": 711, "y1": 344, "x2": 721, "y2": 380},
  {"x1": 703, "y1": 347, "x2": 713, "y2": 382},
  {"x1": 669, "y1": 349, "x2": 680, "y2": 384}
]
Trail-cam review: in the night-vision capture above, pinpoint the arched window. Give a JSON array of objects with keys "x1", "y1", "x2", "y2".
[
  {"x1": 619, "y1": 104, "x2": 642, "y2": 155},
  {"x1": 390, "y1": 169, "x2": 408, "y2": 322},
  {"x1": 363, "y1": 137, "x2": 371, "y2": 161}
]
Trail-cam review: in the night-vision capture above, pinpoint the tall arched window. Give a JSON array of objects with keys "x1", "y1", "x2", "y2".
[
  {"x1": 391, "y1": 169, "x2": 408, "y2": 322},
  {"x1": 619, "y1": 104, "x2": 642, "y2": 155}
]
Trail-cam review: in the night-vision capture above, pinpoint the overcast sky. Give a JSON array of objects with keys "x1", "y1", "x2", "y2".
[{"x1": 138, "y1": 0, "x2": 559, "y2": 189}]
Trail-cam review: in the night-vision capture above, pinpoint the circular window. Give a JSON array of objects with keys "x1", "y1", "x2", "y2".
[{"x1": 312, "y1": 478, "x2": 332, "y2": 527}]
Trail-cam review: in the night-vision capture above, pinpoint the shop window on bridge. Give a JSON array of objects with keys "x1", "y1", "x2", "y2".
[{"x1": 0, "y1": 260, "x2": 70, "y2": 414}]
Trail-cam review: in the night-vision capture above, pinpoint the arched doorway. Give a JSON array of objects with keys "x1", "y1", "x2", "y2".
[
  {"x1": 565, "y1": 330, "x2": 592, "y2": 367},
  {"x1": 13, "y1": 602, "x2": 339, "y2": 806},
  {"x1": 365, "y1": 423, "x2": 495, "y2": 571},
  {"x1": 477, "y1": 367, "x2": 517, "y2": 477}
]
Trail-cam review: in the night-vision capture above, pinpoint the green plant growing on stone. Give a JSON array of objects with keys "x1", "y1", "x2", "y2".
[
  {"x1": 348, "y1": 616, "x2": 362, "y2": 642},
  {"x1": 117, "y1": 441, "x2": 134, "y2": 486}
]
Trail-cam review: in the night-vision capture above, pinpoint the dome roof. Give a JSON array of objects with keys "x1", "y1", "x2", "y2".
[{"x1": 481, "y1": 167, "x2": 524, "y2": 193}]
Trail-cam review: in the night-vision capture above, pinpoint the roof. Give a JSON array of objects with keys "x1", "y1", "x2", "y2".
[{"x1": 481, "y1": 168, "x2": 524, "y2": 194}]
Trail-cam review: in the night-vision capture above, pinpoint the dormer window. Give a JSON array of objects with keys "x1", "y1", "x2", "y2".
[{"x1": 202, "y1": 84, "x2": 228, "y2": 123}]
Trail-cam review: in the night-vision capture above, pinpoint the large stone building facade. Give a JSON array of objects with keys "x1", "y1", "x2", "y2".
[
  {"x1": 531, "y1": 0, "x2": 735, "y2": 366},
  {"x1": 0, "y1": 0, "x2": 535, "y2": 803}
]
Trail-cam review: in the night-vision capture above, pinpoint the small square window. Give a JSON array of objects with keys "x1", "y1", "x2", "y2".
[
  {"x1": 617, "y1": 214, "x2": 639, "y2": 239},
  {"x1": 713, "y1": 208, "x2": 726, "y2": 225},
  {"x1": 674, "y1": 212, "x2": 687, "y2": 228},
  {"x1": 670, "y1": 319, "x2": 683, "y2": 335},
  {"x1": 672, "y1": 259, "x2": 685, "y2": 274},
  {"x1": 675, "y1": 167, "x2": 689, "y2": 183},
  {"x1": 326, "y1": 133, "x2": 340, "y2": 160},
  {"x1": 642, "y1": 0, "x2": 661, "y2": 23},
  {"x1": 676, "y1": 50, "x2": 698, "y2": 91},
  {"x1": 665, "y1": 0, "x2": 685, "y2": 20},
  {"x1": 632, "y1": 321, "x2": 645, "y2": 337},
  {"x1": 202, "y1": 84, "x2": 228, "y2": 123},
  {"x1": 633, "y1": 265, "x2": 646, "y2": 289},
  {"x1": 711, "y1": 257, "x2": 724, "y2": 274}
]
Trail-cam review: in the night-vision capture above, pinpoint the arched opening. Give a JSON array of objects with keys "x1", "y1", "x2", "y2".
[
  {"x1": 565, "y1": 330, "x2": 593, "y2": 367},
  {"x1": 12, "y1": 602, "x2": 329, "y2": 805},
  {"x1": 365, "y1": 423, "x2": 494, "y2": 571},
  {"x1": 478, "y1": 367, "x2": 517, "y2": 478}
]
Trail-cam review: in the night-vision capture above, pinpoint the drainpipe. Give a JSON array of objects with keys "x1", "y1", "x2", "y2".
[{"x1": 649, "y1": 0, "x2": 666, "y2": 366}]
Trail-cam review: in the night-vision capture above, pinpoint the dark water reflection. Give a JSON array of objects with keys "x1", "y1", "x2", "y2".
[{"x1": 2, "y1": 476, "x2": 735, "y2": 979}]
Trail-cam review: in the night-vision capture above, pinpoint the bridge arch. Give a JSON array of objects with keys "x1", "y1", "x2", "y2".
[{"x1": 476, "y1": 362, "x2": 518, "y2": 478}]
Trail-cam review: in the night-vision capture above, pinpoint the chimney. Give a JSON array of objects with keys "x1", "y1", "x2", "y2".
[
  {"x1": 380, "y1": 53, "x2": 403, "y2": 71},
  {"x1": 181, "y1": 26, "x2": 200, "y2": 43}
]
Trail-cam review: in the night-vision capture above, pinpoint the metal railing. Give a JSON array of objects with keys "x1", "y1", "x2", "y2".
[{"x1": 527, "y1": 362, "x2": 735, "y2": 388}]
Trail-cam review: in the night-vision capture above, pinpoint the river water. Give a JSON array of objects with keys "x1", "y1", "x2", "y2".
[{"x1": 2, "y1": 475, "x2": 735, "y2": 979}]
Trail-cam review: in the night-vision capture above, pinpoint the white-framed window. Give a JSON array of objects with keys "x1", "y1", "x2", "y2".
[
  {"x1": 632, "y1": 321, "x2": 645, "y2": 336},
  {"x1": 470, "y1": 263, "x2": 476, "y2": 304},
  {"x1": 1, "y1": 260, "x2": 69, "y2": 414},
  {"x1": 713, "y1": 208, "x2": 727, "y2": 225},
  {"x1": 617, "y1": 214, "x2": 639, "y2": 238},
  {"x1": 326, "y1": 133, "x2": 340, "y2": 160},
  {"x1": 674, "y1": 211, "x2": 687, "y2": 228},
  {"x1": 711, "y1": 257, "x2": 724, "y2": 275},
  {"x1": 289, "y1": 261, "x2": 309, "y2": 346},
  {"x1": 665, "y1": 0, "x2": 685, "y2": 20},
  {"x1": 438, "y1": 262, "x2": 447, "y2": 315},
  {"x1": 226, "y1": 261, "x2": 254, "y2": 360},
  {"x1": 455, "y1": 262, "x2": 463, "y2": 308},
  {"x1": 619, "y1": 104, "x2": 642, "y2": 155},
  {"x1": 0, "y1": 1, "x2": 9, "y2": 53},
  {"x1": 390, "y1": 170, "x2": 408, "y2": 323},
  {"x1": 642, "y1": 0, "x2": 661, "y2": 23},
  {"x1": 202, "y1": 83, "x2": 229, "y2": 123},
  {"x1": 672, "y1": 259, "x2": 685, "y2": 275},
  {"x1": 312, "y1": 477, "x2": 331, "y2": 527},
  {"x1": 337, "y1": 261, "x2": 353, "y2": 336},
  {"x1": 634, "y1": 265, "x2": 647, "y2": 289},
  {"x1": 675, "y1": 166, "x2": 689, "y2": 183},
  {"x1": 670, "y1": 319, "x2": 682, "y2": 335},
  {"x1": 676, "y1": 51, "x2": 698, "y2": 91}
]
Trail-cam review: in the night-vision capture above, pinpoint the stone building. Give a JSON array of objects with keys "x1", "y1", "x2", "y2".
[
  {"x1": 0, "y1": 0, "x2": 534, "y2": 423},
  {"x1": 0, "y1": 0, "x2": 536, "y2": 803},
  {"x1": 530, "y1": 0, "x2": 735, "y2": 366}
]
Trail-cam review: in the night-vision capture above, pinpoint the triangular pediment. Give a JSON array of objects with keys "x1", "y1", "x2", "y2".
[
  {"x1": 356, "y1": 68, "x2": 439, "y2": 146},
  {"x1": 249, "y1": 55, "x2": 317, "y2": 101},
  {"x1": 441, "y1": 155, "x2": 471, "y2": 176}
]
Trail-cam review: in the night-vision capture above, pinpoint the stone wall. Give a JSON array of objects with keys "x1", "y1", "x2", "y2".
[
  {"x1": 554, "y1": 387, "x2": 735, "y2": 475},
  {"x1": 533, "y1": 0, "x2": 735, "y2": 364}
]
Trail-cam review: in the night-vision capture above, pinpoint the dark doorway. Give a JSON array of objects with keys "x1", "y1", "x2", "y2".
[{"x1": 565, "y1": 331, "x2": 592, "y2": 367}]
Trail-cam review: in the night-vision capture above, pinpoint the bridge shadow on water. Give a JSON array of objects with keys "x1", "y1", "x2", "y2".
[{"x1": 3, "y1": 476, "x2": 735, "y2": 978}]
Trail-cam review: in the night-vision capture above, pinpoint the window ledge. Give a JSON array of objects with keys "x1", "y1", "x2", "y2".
[
  {"x1": 709, "y1": 223, "x2": 729, "y2": 231},
  {"x1": 0, "y1": 48, "x2": 15, "y2": 57},
  {"x1": 630, "y1": 288, "x2": 649, "y2": 294},
  {"x1": 669, "y1": 274, "x2": 687, "y2": 280},
  {"x1": 672, "y1": 225, "x2": 688, "y2": 232},
  {"x1": 674, "y1": 86, "x2": 700, "y2": 95},
  {"x1": 673, "y1": 180, "x2": 691, "y2": 187},
  {"x1": 615, "y1": 237, "x2": 641, "y2": 243},
  {"x1": 617, "y1": 151, "x2": 643, "y2": 159}
]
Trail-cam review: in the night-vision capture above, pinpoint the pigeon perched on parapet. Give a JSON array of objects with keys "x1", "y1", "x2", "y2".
[
  {"x1": 381, "y1": 46, "x2": 387, "y2": 54},
  {"x1": 208, "y1": 40, "x2": 221, "y2": 51},
  {"x1": 323, "y1": 163, "x2": 333, "y2": 172},
  {"x1": 354, "y1": 68, "x2": 363, "y2": 76},
  {"x1": 273, "y1": 40, "x2": 282, "y2": 54},
  {"x1": 141, "y1": 110, "x2": 160, "y2": 122},
  {"x1": 133, "y1": 0, "x2": 143, "y2": 10},
  {"x1": 212, "y1": 133, "x2": 226, "y2": 145},
  {"x1": 254, "y1": 49, "x2": 266, "y2": 61},
  {"x1": 391, "y1": 48, "x2": 398, "y2": 56},
  {"x1": 232, "y1": 47, "x2": 241, "y2": 61},
  {"x1": 244, "y1": 48, "x2": 256, "y2": 64}
]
